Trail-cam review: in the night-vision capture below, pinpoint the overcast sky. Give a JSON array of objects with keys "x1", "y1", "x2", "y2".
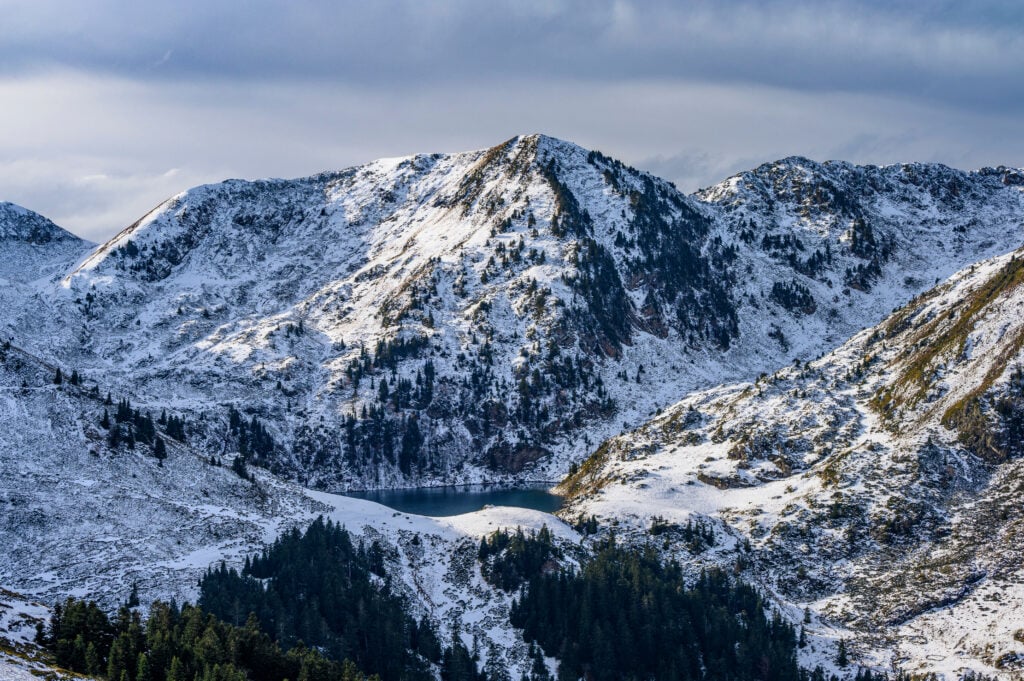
[{"x1": 2, "y1": 0, "x2": 1022, "y2": 242}]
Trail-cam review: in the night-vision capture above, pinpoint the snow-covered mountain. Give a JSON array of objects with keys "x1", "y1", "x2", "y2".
[
  {"x1": 0, "y1": 202, "x2": 66, "y2": 240},
  {"x1": 3, "y1": 135, "x2": 1024, "y2": 678},
  {"x1": 0, "y1": 203, "x2": 94, "y2": 346},
  {"x1": 0, "y1": 201, "x2": 93, "y2": 283},
  {"x1": 0, "y1": 337, "x2": 575, "y2": 679},
  {"x1": 560, "y1": 246, "x2": 1024, "y2": 678},
  {"x1": 4, "y1": 135, "x2": 1022, "y2": 490}
]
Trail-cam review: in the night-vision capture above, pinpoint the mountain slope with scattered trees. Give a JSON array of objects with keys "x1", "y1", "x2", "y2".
[
  {"x1": 2, "y1": 136, "x2": 1020, "y2": 490},
  {"x1": 2, "y1": 135, "x2": 1024, "y2": 679},
  {"x1": 560, "y1": 247, "x2": 1024, "y2": 678}
]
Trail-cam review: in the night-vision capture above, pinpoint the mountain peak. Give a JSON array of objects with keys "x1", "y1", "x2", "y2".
[
  {"x1": 511, "y1": 132, "x2": 569, "y2": 147},
  {"x1": 0, "y1": 202, "x2": 88, "y2": 245},
  {"x1": 0, "y1": 202, "x2": 95, "y2": 284},
  {"x1": 767, "y1": 154, "x2": 821, "y2": 168}
]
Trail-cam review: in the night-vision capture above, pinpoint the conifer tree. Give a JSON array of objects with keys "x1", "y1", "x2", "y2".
[
  {"x1": 136, "y1": 653, "x2": 150, "y2": 681},
  {"x1": 84, "y1": 642, "x2": 100, "y2": 676},
  {"x1": 107, "y1": 637, "x2": 127, "y2": 680},
  {"x1": 127, "y1": 582, "x2": 140, "y2": 608},
  {"x1": 167, "y1": 656, "x2": 186, "y2": 681},
  {"x1": 108, "y1": 424, "x2": 121, "y2": 449}
]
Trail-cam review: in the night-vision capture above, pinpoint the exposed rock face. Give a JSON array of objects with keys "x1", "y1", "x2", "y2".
[
  {"x1": 3, "y1": 136, "x2": 1024, "y2": 677},
  {"x1": 563, "y1": 248, "x2": 1024, "y2": 677},
  {"x1": 6, "y1": 138, "x2": 1023, "y2": 490}
]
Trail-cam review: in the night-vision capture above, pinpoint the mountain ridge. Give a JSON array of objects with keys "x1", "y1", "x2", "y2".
[
  {"x1": 0, "y1": 201, "x2": 94, "y2": 286},
  {"x1": 2, "y1": 134, "x2": 1023, "y2": 490},
  {"x1": 560, "y1": 245, "x2": 1024, "y2": 677},
  {"x1": 3, "y1": 134, "x2": 1024, "y2": 678}
]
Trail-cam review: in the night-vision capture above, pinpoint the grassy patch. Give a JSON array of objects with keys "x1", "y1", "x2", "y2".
[
  {"x1": 558, "y1": 439, "x2": 617, "y2": 501},
  {"x1": 878, "y1": 255, "x2": 1024, "y2": 420},
  {"x1": 941, "y1": 327, "x2": 1024, "y2": 462}
]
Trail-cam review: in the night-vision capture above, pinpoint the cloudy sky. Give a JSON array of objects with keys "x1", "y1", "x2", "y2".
[{"x1": 2, "y1": 0, "x2": 1022, "y2": 242}]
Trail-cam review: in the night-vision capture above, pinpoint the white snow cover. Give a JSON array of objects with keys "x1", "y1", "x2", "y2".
[
  {"x1": 1, "y1": 136, "x2": 1024, "y2": 679},
  {"x1": 3, "y1": 137, "x2": 1022, "y2": 491},
  {"x1": 0, "y1": 336, "x2": 573, "y2": 679},
  {"x1": 564, "y1": 248, "x2": 1024, "y2": 678}
]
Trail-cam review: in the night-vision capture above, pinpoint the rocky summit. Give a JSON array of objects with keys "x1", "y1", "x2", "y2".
[{"x1": 2, "y1": 135, "x2": 1023, "y2": 679}]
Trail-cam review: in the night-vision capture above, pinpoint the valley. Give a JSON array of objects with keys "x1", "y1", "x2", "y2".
[{"x1": 1, "y1": 135, "x2": 1023, "y2": 679}]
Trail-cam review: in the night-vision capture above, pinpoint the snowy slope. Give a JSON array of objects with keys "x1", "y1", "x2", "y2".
[
  {"x1": 0, "y1": 588, "x2": 89, "y2": 680},
  {"x1": 0, "y1": 339, "x2": 575, "y2": 679},
  {"x1": 561, "y1": 247, "x2": 1024, "y2": 678},
  {"x1": 0, "y1": 203, "x2": 95, "y2": 352},
  {"x1": 0, "y1": 201, "x2": 93, "y2": 284},
  {"x1": 6, "y1": 136, "x2": 1023, "y2": 490},
  {"x1": 2, "y1": 136, "x2": 1024, "y2": 678},
  {"x1": 697, "y1": 158, "x2": 1024, "y2": 361}
]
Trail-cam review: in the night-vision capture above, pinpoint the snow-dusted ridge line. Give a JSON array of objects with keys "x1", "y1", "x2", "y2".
[
  {"x1": 4, "y1": 133, "x2": 1019, "y2": 492},
  {"x1": 563, "y1": 246, "x2": 1024, "y2": 678},
  {"x1": 0, "y1": 201, "x2": 95, "y2": 287},
  {"x1": 2, "y1": 133, "x2": 1024, "y2": 677}
]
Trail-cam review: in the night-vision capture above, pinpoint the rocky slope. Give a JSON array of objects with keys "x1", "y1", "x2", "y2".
[
  {"x1": 6, "y1": 137, "x2": 1024, "y2": 490},
  {"x1": 560, "y1": 247, "x2": 1024, "y2": 678},
  {"x1": 0, "y1": 336, "x2": 581, "y2": 679},
  {"x1": 2, "y1": 136, "x2": 1024, "y2": 678},
  {"x1": 0, "y1": 588, "x2": 89, "y2": 680},
  {"x1": 0, "y1": 203, "x2": 94, "y2": 359},
  {"x1": 0, "y1": 201, "x2": 93, "y2": 283}
]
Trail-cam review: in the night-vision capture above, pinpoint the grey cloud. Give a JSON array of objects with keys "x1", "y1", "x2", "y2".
[
  {"x1": 3, "y1": 71, "x2": 1021, "y2": 242},
  {"x1": 2, "y1": 3, "x2": 1022, "y2": 241},
  {"x1": 0, "y1": 155, "x2": 224, "y2": 243},
  {"x1": 1, "y1": 1, "x2": 1023, "y2": 111}
]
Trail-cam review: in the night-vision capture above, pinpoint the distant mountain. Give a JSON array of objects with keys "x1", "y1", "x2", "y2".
[
  {"x1": 561, "y1": 246, "x2": 1024, "y2": 677},
  {"x1": 3, "y1": 135, "x2": 1023, "y2": 490},
  {"x1": 0, "y1": 201, "x2": 92, "y2": 283}
]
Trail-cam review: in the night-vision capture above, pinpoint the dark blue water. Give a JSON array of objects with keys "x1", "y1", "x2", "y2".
[{"x1": 345, "y1": 484, "x2": 563, "y2": 517}]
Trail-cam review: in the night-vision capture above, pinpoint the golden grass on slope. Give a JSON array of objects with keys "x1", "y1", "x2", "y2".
[
  {"x1": 873, "y1": 255, "x2": 1024, "y2": 423},
  {"x1": 557, "y1": 439, "x2": 617, "y2": 502}
]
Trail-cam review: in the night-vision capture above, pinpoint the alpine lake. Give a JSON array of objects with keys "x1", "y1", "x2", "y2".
[{"x1": 344, "y1": 483, "x2": 564, "y2": 517}]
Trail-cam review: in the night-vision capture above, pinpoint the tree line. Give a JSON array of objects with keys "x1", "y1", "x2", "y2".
[
  {"x1": 38, "y1": 597, "x2": 376, "y2": 681},
  {"x1": 508, "y1": 538, "x2": 802, "y2": 681}
]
